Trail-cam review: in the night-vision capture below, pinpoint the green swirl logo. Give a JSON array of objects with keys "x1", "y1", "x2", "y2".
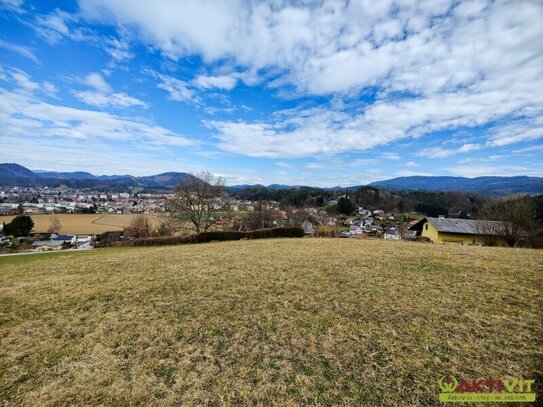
[{"x1": 439, "y1": 376, "x2": 459, "y2": 393}]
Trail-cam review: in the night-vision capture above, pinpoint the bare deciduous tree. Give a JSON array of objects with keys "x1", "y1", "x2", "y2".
[
  {"x1": 166, "y1": 171, "x2": 226, "y2": 234},
  {"x1": 245, "y1": 201, "x2": 282, "y2": 230},
  {"x1": 476, "y1": 197, "x2": 535, "y2": 247},
  {"x1": 125, "y1": 215, "x2": 154, "y2": 239},
  {"x1": 48, "y1": 217, "x2": 62, "y2": 234}
]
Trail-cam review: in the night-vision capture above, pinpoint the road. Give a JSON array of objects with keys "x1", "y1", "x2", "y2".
[{"x1": 0, "y1": 247, "x2": 93, "y2": 257}]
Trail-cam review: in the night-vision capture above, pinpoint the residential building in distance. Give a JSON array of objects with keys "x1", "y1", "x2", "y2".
[
  {"x1": 409, "y1": 217, "x2": 507, "y2": 245},
  {"x1": 384, "y1": 228, "x2": 401, "y2": 241}
]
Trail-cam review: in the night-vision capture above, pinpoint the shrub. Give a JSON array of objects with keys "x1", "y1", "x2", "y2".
[
  {"x1": 246, "y1": 227, "x2": 305, "y2": 239},
  {"x1": 198, "y1": 231, "x2": 245, "y2": 242},
  {"x1": 124, "y1": 215, "x2": 153, "y2": 239},
  {"x1": 118, "y1": 234, "x2": 198, "y2": 247},
  {"x1": 110, "y1": 226, "x2": 305, "y2": 248},
  {"x1": 94, "y1": 231, "x2": 123, "y2": 247},
  {"x1": 155, "y1": 222, "x2": 173, "y2": 237},
  {"x1": 315, "y1": 225, "x2": 338, "y2": 237}
]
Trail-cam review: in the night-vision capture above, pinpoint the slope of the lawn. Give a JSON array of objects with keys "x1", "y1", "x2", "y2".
[{"x1": 1, "y1": 239, "x2": 542, "y2": 406}]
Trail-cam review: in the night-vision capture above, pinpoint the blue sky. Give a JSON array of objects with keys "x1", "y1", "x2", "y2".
[{"x1": 0, "y1": 0, "x2": 542, "y2": 186}]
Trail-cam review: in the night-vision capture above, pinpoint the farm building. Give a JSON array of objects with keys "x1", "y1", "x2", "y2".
[{"x1": 409, "y1": 217, "x2": 507, "y2": 245}]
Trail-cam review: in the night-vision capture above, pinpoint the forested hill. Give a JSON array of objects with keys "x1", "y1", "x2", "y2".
[{"x1": 369, "y1": 175, "x2": 543, "y2": 195}]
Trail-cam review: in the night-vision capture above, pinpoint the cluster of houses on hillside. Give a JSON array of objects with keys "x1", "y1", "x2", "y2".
[
  {"x1": 336, "y1": 207, "x2": 400, "y2": 238},
  {"x1": 0, "y1": 186, "x2": 165, "y2": 215},
  {"x1": 0, "y1": 186, "x2": 258, "y2": 216}
]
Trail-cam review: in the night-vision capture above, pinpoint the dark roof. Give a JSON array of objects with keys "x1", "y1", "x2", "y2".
[
  {"x1": 53, "y1": 234, "x2": 74, "y2": 241},
  {"x1": 409, "y1": 217, "x2": 506, "y2": 235}
]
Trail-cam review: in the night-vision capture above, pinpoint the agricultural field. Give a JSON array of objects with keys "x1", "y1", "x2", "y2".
[
  {"x1": 0, "y1": 239, "x2": 541, "y2": 406},
  {"x1": 0, "y1": 214, "x2": 162, "y2": 234}
]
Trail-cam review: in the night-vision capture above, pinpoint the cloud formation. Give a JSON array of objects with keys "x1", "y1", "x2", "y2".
[
  {"x1": 0, "y1": 39, "x2": 40, "y2": 63},
  {"x1": 33, "y1": 8, "x2": 133, "y2": 62},
  {"x1": 0, "y1": 69, "x2": 193, "y2": 153},
  {"x1": 73, "y1": 72, "x2": 148, "y2": 109},
  {"x1": 0, "y1": 66, "x2": 57, "y2": 97},
  {"x1": 76, "y1": 0, "x2": 543, "y2": 158}
]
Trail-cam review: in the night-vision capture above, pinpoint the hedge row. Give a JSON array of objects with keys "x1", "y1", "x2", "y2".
[{"x1": 113, "y1": 226, "x2": 305, "y2": 247}]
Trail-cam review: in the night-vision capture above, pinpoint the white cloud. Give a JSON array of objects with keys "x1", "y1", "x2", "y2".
[
  {"x1": 77, "y1": 1, "x2": 542, "y2": 94},
  {"x1": 0, "y1": 72, "x2": 192, "y2": 151},
  {"x1": 382, "y1": 153, "x2": 400, "y2": 160},
  {"x1": 304, "y1": 157, "x2": 379, "y2": 171},
  {"x1": 41, "y1": 82, "x2": 58, "y2": 97},
  {"x1": 512, "y1": 145, "x2": 543, "y2": 154},
  {"x1": 145, "y1": 69, "x2": 197, "y2": 103},
  {"x1": 0, "y1": 0, "x2": 24, "y2": 12},
  {"x1": 0, "y1": 39, "x2": 40, "y2": 64},
  {"x1": 446, "y1": 164, "x2": 543, "y2": 178},
  {"x1": 396, "y1": 170, "x2": 432, "y2": 177},
  {"x1": 76, "y1": 0, "x2": 543, "y2": 156},
  {"x1": 74, "y1": 90, "x2": 148, "y2": 109},
  {"x1": 417, "y1": 143, "x2": 482, "y2": 159},
  {"x1": 10, "y1": 70, "x2": 40, "y2": 92},
  {"x1": 208, "y1": 86, "x2": 532, "y2": 158},
  {"x1": 274, "y1": 161, "x2": 292, "y2": 169},
  {"x1": 193, "y1": 74, "x2": 237, "y2": 90},
  {"x1": 35, "y1": 9, "x2": 72, "y2": 44},
  {"x1": 34, "y1": 8, "x2": 133, "y2": 62},
  {"x1": 417, "y1": 147, "x2": 456, "y2": 159},
  {"x1": 457, "y1": 143, "x2": 482, "y2": 153},
  {"x1": 0, "y1": 66, "x2": 57, "y2": 97},
  {"x1": 487, "y1": 118, "x2": 543, "y2": 147},
  {"x1": 103, "y1": 38, "x2": 133, "y2": 61},
  {"x1": 405, "y1": 161, "x2": 418, "y2": 167},
  {"x1": 83, "y1": 72, "x2": 111, "y2": 93},
  {"x1": 73, "y1": 72, "x2": 148, "y2": 109}
]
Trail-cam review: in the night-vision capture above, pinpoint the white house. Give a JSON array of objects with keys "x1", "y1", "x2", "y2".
[
  {"x1": 384, "y1": 228, "x2": 401, "y2": 241},
  {"x1": 302, "y1": 220, "x2": 315, "y2": 235}
]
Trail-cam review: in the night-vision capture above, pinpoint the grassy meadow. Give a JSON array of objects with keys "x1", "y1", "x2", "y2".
[
  {"x1": 0, "y1": 239, "x2": 542, "y2": 406},
  {"x1": 0, "y1": 214, "x2": 161, "y2": 234}
]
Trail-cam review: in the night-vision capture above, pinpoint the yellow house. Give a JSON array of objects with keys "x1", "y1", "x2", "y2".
[{"x1": 409, "y1": 217, "x2": 506, "y2": 245}]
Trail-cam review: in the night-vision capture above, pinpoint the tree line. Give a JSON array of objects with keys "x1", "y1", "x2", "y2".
[{"x1": 229, "y1": 185, "x2": 485, "y2": 216}]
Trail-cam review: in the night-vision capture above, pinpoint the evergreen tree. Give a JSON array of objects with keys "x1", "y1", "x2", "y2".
[{"x1": 3, "y1": 215, "x2": 34, "y2": 236}]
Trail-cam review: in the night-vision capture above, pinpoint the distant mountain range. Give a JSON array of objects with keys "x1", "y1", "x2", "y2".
[
  {"x1": 369, "y1": 176, "x2": 543, "y2": 195},
  {"x1": 227, "y1": 183, "x2": 305, "y2": 190},
  {"x1": 1, "y1": 163, "x2": 542, "y2": 195},
  {"x1": 230, "y1": 176, "x2": 543, "y2": 195},
  {"x1": 0, "y1": 163, "x2": 196, "y2": 190}
]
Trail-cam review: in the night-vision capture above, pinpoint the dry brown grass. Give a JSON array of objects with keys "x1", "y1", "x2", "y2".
[
  {"x1": 0, "y1": 239, "x2": 542, "y2": 406},
  {"x1": 0, "y1": 214, "x2": 161, "y2": 234}
]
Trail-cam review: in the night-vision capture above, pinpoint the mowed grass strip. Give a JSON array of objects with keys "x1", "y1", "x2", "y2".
[{"x1": 0, "y1": 239, "x2": 542, "y2": 406}]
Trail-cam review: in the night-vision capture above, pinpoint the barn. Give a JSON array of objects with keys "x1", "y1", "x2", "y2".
[{"x1": 409, "y1": 217, "x2": 507, "y2": 245}]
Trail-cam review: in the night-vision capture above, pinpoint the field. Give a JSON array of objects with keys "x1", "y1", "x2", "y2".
[
  {"x1": 0, "y1": 214, "x2": 161, "y2": 234},
  {"x1": 1, "y1": 239, "x2": 542, "y2": 406}
]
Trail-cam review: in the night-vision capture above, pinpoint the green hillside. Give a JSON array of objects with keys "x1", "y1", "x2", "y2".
[{"x1": 1, "y1": 239, "x2": 542, "y2": 406}]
